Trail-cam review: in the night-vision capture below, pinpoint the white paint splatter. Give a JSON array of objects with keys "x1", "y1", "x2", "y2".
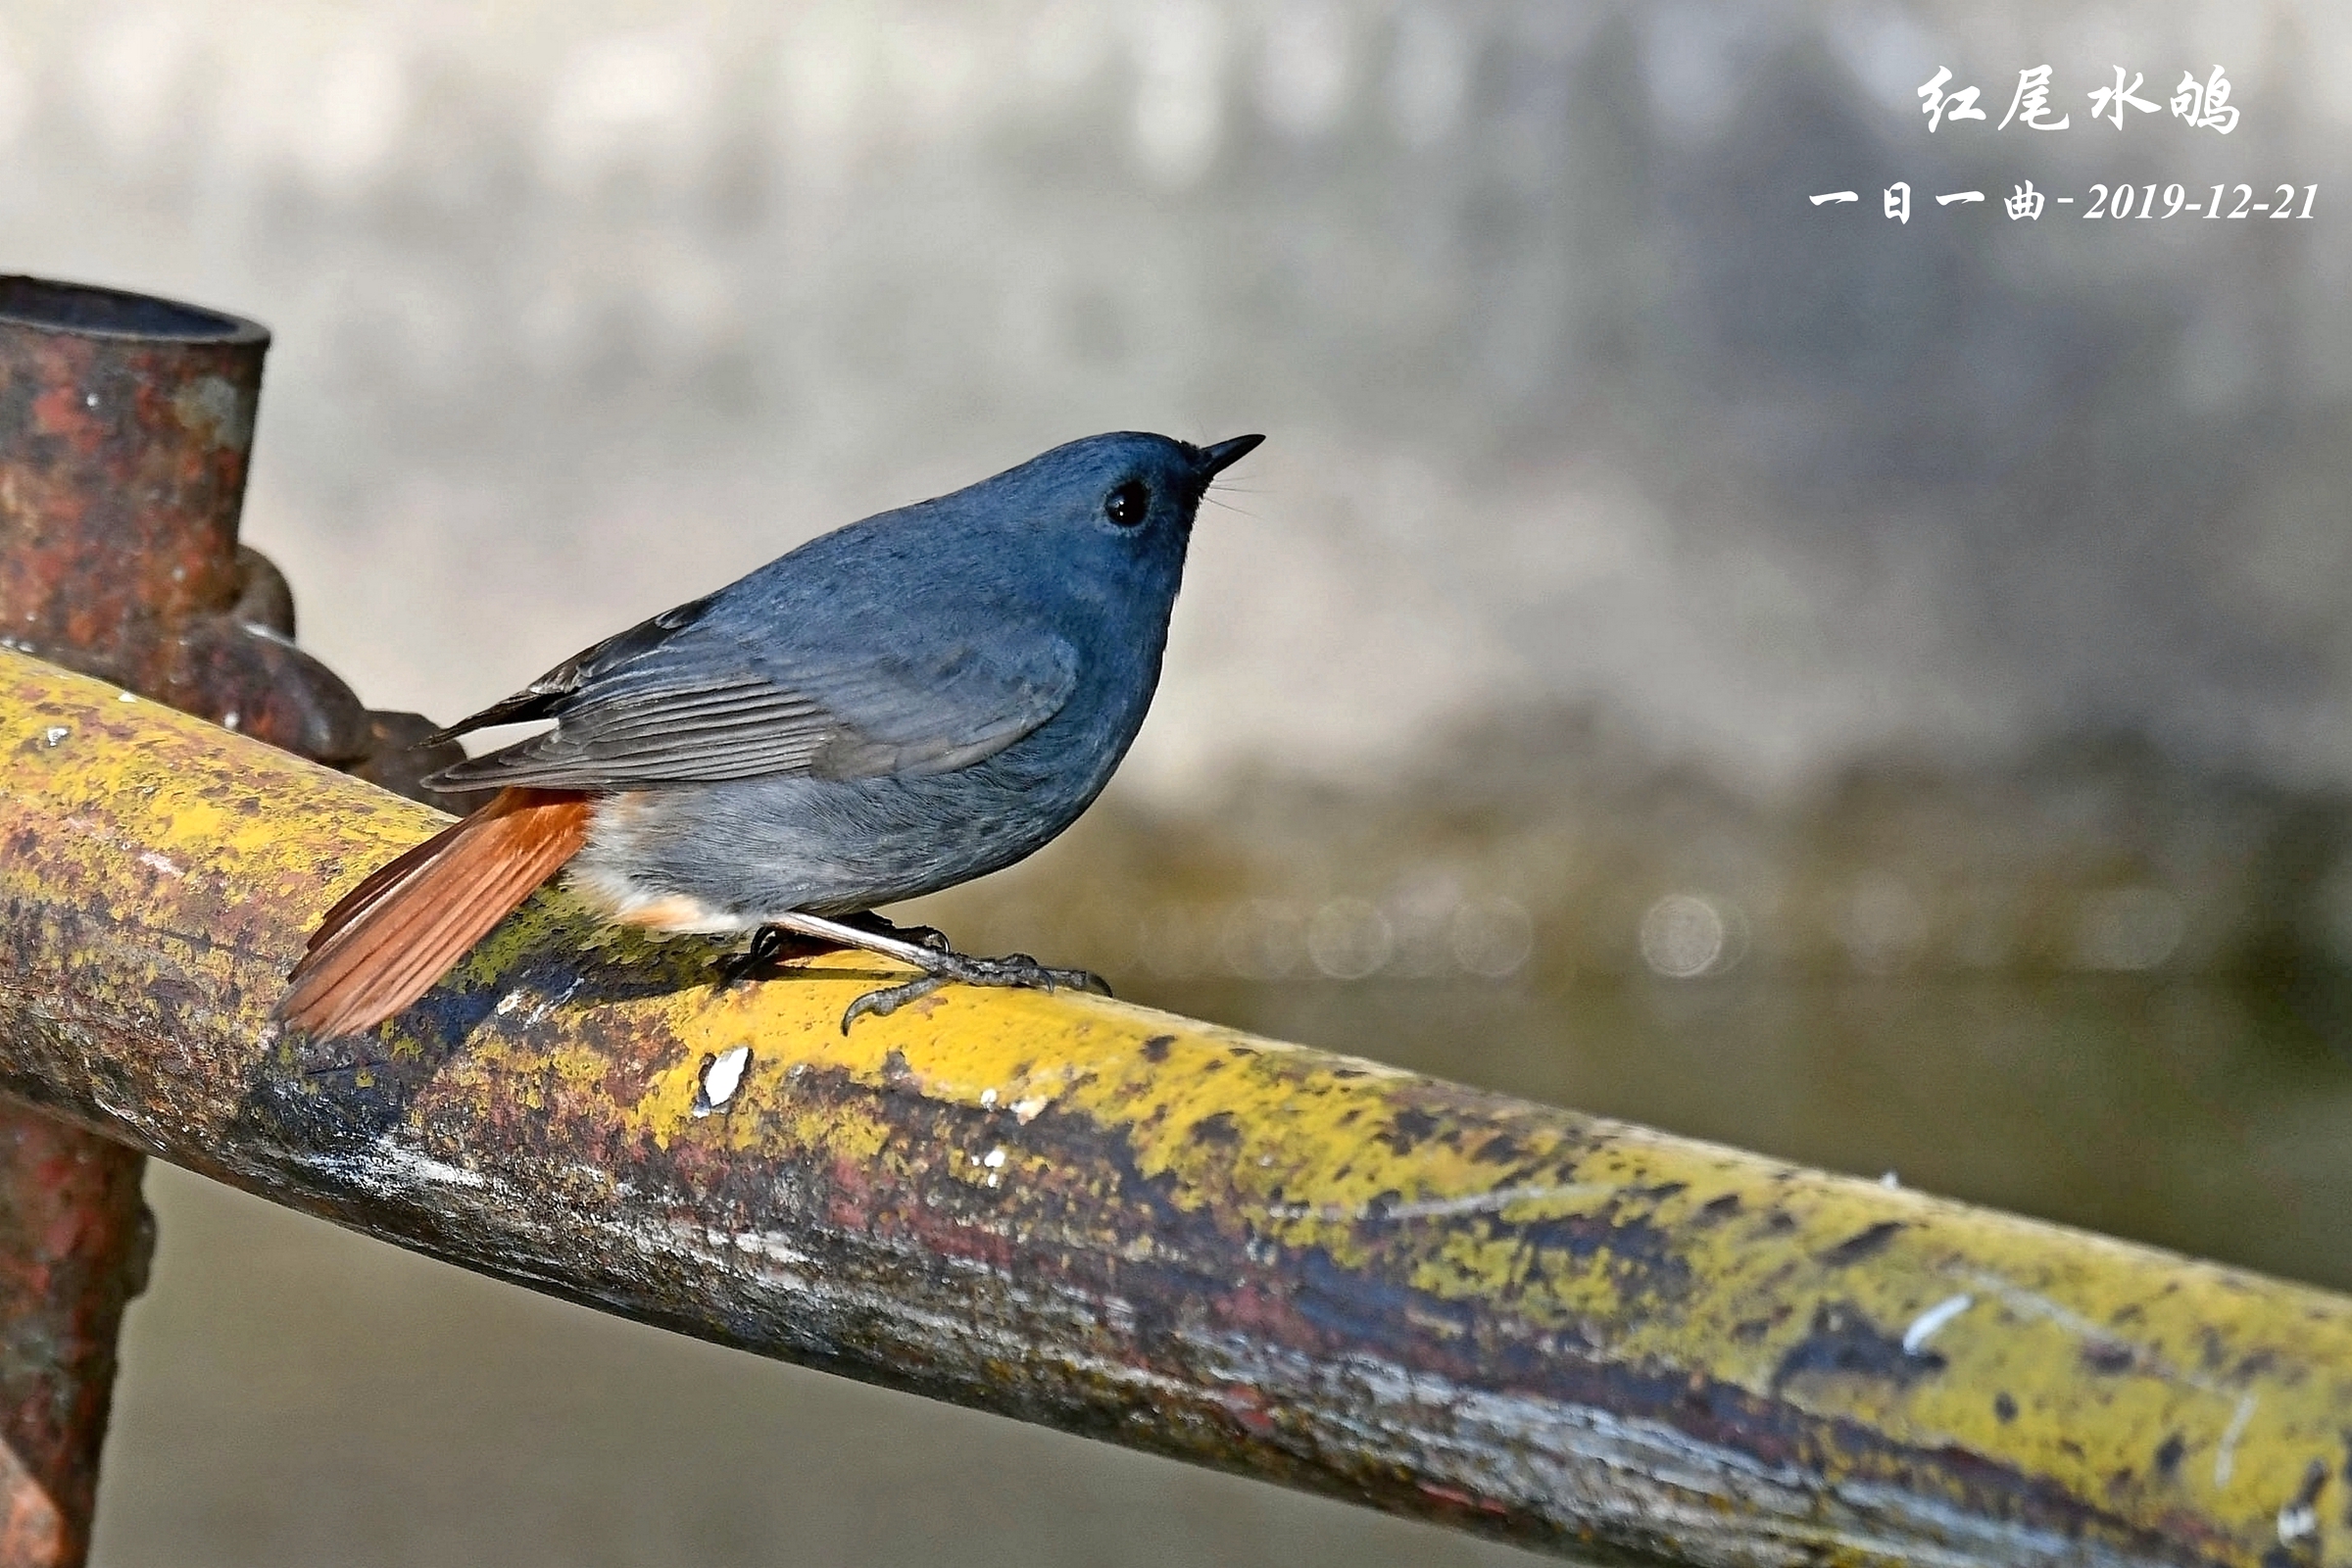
[
  {"x1": 2214, "y1": 1394, "x2": 2256, "y2": 1487},
  {"x1": 982, "y1": 1147, "x2": 1006, "y2": 1168},
  {"x1": 135, "y1": 850, "x2": 182, "y2": 879},
  {"x1": 1011, "y1": 1096, "x2": 1051, "y2": 1123},
  {"x1": 1901, "y1": 1294, "x2": 1973, "y2": 1355},
  {"x1": 523, "y1": 975, "x2": 583, "y2": 1028},
  {"x1": 979, "y1": 1087, "x2": 999, "y2": 1107},
  {"x1": 39, "y1": 725, "x2": 68, "y2": 747},
  {"x1": 724, "y1": 1228, "x2": 812, "y2": 1267},
  {"x1": 693, "y1": 1045, "x2": 752, "y2": 1117},
  {"x1": 368, "y1": 1143, "x2": 487, "y2": 1191}
]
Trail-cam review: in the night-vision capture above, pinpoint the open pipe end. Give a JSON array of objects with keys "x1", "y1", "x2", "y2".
[{"x1": 0, "y1": 276, "x2": 269, "y2": 347}]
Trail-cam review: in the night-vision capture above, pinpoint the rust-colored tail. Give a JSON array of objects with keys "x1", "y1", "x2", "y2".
[{"x1": 275, "y1": 787, "x2": 595, "y2": 1039}]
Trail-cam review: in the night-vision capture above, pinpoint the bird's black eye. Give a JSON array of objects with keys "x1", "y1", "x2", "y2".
[{"x1": 1103, "y1": 479, "x2": 1149, "y2": 527}]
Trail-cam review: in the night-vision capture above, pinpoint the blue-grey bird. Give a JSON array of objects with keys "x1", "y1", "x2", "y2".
[{"x1": 275, "y1": 430, "x2": 1263, "y2": 1038}]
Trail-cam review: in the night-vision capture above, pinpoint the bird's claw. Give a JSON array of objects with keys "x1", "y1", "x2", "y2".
[
  {"x1": 839, "y1": 951, "x2": 1113, "y2": 1032},
  {"x1": 964, "y1": 953, "x2": 1114, "y2": 998},
  {"x1": 839, "y1": 973, "x2": 949, "y2": 1030}
]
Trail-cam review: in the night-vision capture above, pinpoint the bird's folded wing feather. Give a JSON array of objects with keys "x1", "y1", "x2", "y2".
[{"x1": 424, "y1": 599, "x2": 1078, "y2": 790}]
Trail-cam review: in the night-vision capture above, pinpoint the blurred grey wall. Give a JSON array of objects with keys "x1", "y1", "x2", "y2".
[{"x1": 7, "y1": 0, "x2": 2348, "y2": 807}]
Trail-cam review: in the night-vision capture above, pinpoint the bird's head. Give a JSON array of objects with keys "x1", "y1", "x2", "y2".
[{"x1": 977, "y1": 429, "x2": 1262, "y2": 585}]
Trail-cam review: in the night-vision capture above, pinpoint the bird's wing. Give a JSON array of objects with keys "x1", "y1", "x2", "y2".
[{"x1": 423, "y1": 594, "x2": 1078, "y2": 791}]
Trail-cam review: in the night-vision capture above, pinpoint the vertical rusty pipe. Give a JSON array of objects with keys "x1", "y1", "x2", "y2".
[
  {"x1": 0, "y1": 278, "x2": 468, "y2": 801},
  {"x1": 0, "y1": 276, "x2": 281, "y2": 1565},
  {"x1": 0, "y1": 278, "x2": 266, "y2": 676},
  {"x1": 0, "y1": 275, "x2": 386, "y2": 767}
]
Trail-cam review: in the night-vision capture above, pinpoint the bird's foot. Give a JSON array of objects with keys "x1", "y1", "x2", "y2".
[
  {"x1": 708, "y1": 909, "x2": 1108, "y2": 1029},
  {"x1": 841, "y1": 950, "x2": 1112, "y2": 1033}
]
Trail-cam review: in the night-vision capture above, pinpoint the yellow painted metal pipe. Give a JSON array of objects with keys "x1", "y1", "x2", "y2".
[{"x1": 0, "y1": 644, "x2": 2347, "y2": 1567}]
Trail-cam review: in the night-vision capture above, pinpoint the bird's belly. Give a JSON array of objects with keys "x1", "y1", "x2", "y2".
[{"x1": 570, "y1": 760, "x2": 1097, "y2": 926}]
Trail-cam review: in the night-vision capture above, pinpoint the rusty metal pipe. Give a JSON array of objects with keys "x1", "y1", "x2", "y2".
[
  {"x1": 0, "y1": 275, "x2": 359, "y2": 760},
  {"x1": 0, "y1": 274, "x2": 467, "y2": 798},
  {"x1": 0, "y1": 270, "x2": 367, "y2": 768},
  {"x1": 3, "y1": 648, "x2": 2350, "y2": 1567},
  {"x1": 0, "y1": 276, "x2": 268, "y2": 666}
]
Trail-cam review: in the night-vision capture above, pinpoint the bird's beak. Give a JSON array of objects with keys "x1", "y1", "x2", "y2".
[{"x1": 1197, "y1": 433, "x2": 1265, "y2": 477}]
